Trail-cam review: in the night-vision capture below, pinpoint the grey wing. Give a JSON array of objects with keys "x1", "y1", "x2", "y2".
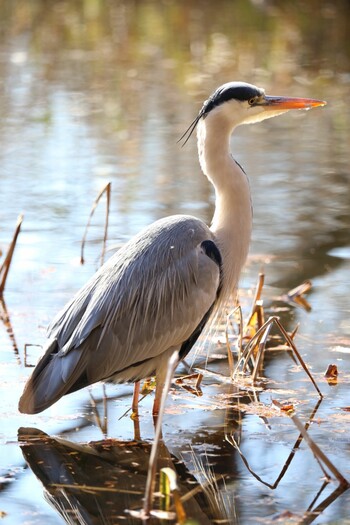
[
  {"x1": 59, "y1": 215, "x2": 221, "y2": 375},
  {"x1": 19, "y1": 215, "x2": 221, "y2": 413}
]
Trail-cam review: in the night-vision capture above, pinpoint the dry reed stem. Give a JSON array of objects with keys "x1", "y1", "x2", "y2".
[
  {"x1": 194, "y1": 366, "x2": 232, "y2": 383},
  {"x1": 251, "y1": 320, "x2": 273, "y2": 382},
  {"x1": 233, "y1": 316, "x2": 322, "y2": 398},
  {"x1": 175, "y1": 373, "x2": 203, "y2": 397},
  {"x1": 288, "y1": 280, "x2": 312, "y2": 298},
  {"x1": 244, "y1": 272, "x2": 264, "y2": 331},
  {"x1": 179, "y1": 476, "x2": 224, "y2": 504},
  {"x1": 80, "y1": 182, "x2": 111, "y2": 266},
  {"x1": 233, "y1": 319, "x2": 272, "y2": 377},
  {"x1": 195, "y1": 372, "x2": 203, "y2": 389},
  {"x1": 285, "y1": 323, "x2": 300, "y2": 365},
  {"x1": 241, "y1": 295, "x2": 266, "y2": 369},
  {"x1": 49, "y1": 482, "x2": 142, "y2": 495},
  {"x1": 286, "y1": 280, "x2": 312, "y2": 311},
  {"x1": 289, "y1": 323, "x2": 299, "y2": 340},
  {"x1": 0, "y1": 214, "x2": 23, "y2": 296},
  {"x1": 0, "y1": 297, "x2": 20, "y2": 360},
  {"x1": 228, "y1": 273, "x2": 264, "y2": 376},
  {"x1": 273, "y1": 317, "x2": 322, "y2": 398},
  {"x1": 255, "y1": 300, "x2": 265, "y2": 331},
  {"x1": 236, "y1": 306, "x2": 244, "y2": 360},
  {"x1": 225, "y1": 306, "x2": 243, "y2": 376},
  {"x1": 225, "y1": 324, "x2": 234, "y2": 377}
]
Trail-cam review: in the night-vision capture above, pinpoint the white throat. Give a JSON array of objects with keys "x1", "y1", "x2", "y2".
[{"x1": 197, "y1": 116, "x2": 252, "y2": 304}]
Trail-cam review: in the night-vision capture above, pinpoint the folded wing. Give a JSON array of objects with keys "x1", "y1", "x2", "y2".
[{"x1": 19, "y1": 215, "x2": 221, "y2": 413}]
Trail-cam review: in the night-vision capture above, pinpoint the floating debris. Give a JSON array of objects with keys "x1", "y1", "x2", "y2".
[{"x1": 282, "y1": 280, "x2": 312, "y2": 311}]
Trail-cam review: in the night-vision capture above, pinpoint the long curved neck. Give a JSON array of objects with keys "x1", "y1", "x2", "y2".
[{"x1": 197, "y1": 117, "x2": 252, "y2": 304}]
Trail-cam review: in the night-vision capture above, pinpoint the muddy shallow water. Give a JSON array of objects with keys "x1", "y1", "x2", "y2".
[{"x1": 1, "y1": 1, "x2": 350, "y2": 524}]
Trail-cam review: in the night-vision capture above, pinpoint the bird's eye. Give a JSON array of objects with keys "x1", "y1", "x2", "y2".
[{"x1": 248, "y1": 97, "x2": 256, "y2": 106}]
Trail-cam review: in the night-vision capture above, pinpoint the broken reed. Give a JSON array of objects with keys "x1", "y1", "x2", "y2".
[
  {"x1": 80, "y1": 182, "x2": 111, "y2": 266},
  {"x1": 0, "y1": 214, "x2": 23, "y2": 296}
]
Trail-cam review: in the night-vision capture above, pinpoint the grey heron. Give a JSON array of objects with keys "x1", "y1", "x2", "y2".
[{"x1": 19, "y1": 82, "x2": 325, "y2": 416}]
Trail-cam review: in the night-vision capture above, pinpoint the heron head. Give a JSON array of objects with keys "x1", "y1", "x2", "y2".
[
  {"x1": 179, "y1": 81, "x2": 326, "y2": 144},
  {"x1": 203, "y1": 81, "x2": 326, "y2": 126}
]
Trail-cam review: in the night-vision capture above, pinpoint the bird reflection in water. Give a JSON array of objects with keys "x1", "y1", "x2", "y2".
[
  {"x1": 18, "y1": 427, "x2": 224, "y2": 524},
  {"x1": 18, "y1": 392, "x2": 348, "y2": 524}
]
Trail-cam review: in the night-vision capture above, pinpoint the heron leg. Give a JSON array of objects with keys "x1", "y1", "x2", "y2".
[
  {"x1": 132, "y1": 380, "x2": 140, "y2": 413},
  {"x1": 152, "y1": 348, "x2": 180, "y2": 418},
  {"x1": 152, "y1": 381, "x2": 164, "y2": 417}
]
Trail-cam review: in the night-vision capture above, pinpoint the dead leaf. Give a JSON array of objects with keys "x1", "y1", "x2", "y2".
[
  {"x1": 271, "y1": 509, "x2": 299, "y2": 522},
  {"x1": 272, "y1": 399, "x2": 295, "y2": 414},
  {"x1": 324, "y1": 364, "x2": 338, "y2": 385}
]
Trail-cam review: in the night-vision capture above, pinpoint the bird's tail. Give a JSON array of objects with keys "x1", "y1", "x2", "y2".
[{"x1": 18, "y1": 339, "x2": 88, "y2": 414}]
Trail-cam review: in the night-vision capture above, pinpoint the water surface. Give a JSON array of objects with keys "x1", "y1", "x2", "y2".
[{"x1": 1, "y1": 1, "x2": 350, "y2": 523}]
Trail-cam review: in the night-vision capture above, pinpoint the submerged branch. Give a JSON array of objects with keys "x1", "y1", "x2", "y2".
[{"x1": 291, "y1": 412, "x2": 349, "y2": 486}]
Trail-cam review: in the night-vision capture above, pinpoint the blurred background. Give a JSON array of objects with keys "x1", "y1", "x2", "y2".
[{"x1": 0, "y1": 1, "x2": 350, "y2": 523}]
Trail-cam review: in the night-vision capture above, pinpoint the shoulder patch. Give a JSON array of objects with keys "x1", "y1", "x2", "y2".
[{"x1": 201, "y1": 240, "x2": 222, "y2": 268}]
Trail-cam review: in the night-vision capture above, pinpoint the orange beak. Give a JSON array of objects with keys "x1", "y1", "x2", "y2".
[{"x1": 263, "y1": 95, "x2": 327, "y2": 110}]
